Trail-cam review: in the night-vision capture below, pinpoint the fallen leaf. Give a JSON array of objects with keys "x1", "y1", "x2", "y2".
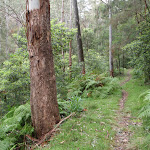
[{"x1": 60, "y1": 141, "x2": 65, "y2": 144}]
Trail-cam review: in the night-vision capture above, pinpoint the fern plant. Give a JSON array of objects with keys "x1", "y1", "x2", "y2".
[
  {"x1": 0, "y1": 103, "x2": 34, "y2": 150},
  {"x1": 67, "y1": 72, "x2": 120, "y2": 99},
  {"x1": 139, "y1": 90, "x2": 150, "y2": 130},
  {"x1": 69, "y1": 96, "x2": 83, "y2": 113}
]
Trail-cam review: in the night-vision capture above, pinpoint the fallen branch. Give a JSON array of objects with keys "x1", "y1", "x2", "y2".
[
  {"x1": 26, "y1": 134, "x2": 39, "y2": 142},
  {"x1": 33, "y1": 112, "x2": 75, "y2": 149}
]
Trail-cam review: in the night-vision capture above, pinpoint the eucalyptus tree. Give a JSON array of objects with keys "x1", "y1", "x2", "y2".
[
  {"x1": 73, "y1": 0, "x2": 85, "y2": 74},
  {"x1": 108, "y1": 0, "x2": 114, "y2": 77},
  {"x1": 69, "y1": 0, "x2": 73, "y2": 78},
  {"x1": 61, "y1": 0, "x2": 65, "y2": 22},
  {"x1": 4, "y1": 0, "x2": 8, "y2": 56},
  {"x1": 26, "y1": 0, "x2": 60, "y2": 138}
]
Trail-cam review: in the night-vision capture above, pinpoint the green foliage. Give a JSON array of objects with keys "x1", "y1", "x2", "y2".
[
  {"x1": 13, "y1": 28, "x2": 27, "y2": 50},
  {"x1": 69, "y1": 96, "x2": 83, "y2": 113},
  {"x1": 123, "y1": 18, "x2": 150, "y2": 82},
  {"x1": 36, "y1": 89, "x2": 120, "y2": 150},
  {"x1": 82, "y1": 28, "x2": 96, "y2": 51},
  {"x1": 0, "y1": 103, "x2": 33, "y2": 150},
  {"x1": 123, "y1": 74, "x2": 150, "y2": 150},
  {"x1": 0, "y1": 49, "x2": 30, "y2": 114},
  {"x1": 0, "y1": 21, "x2": 76, "y2": 115},
  {"x1": 51, "y1": 19, "x2": 76, "y2": 55},
  {"x1": 58, "y1": 95, "x2": 83, "y2": 116},
  {"x1": 85, "y1": 49, "x2": 108, "y2": 74},
  {"x1": 51, "y1": 19, "x2": 77, "y2": 99},
  {"x1": 57, "y1": 95, "x2": 70, "y2": 117},
  {"x1": 67, "y1": 72, "x2": 120, "y2": 99},
  {"x1": 139, "y1": 90, "x2": 150, "y2": 130}
]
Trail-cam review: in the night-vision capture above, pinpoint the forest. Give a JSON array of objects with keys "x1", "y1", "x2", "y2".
[{"x1": 0, "y1": 0, "x2": 150, "y2": 149}]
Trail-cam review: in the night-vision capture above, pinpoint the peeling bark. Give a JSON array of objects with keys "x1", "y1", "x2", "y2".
[{"x1": 26, "y1": 0, "x2": 60, "y2": 139}]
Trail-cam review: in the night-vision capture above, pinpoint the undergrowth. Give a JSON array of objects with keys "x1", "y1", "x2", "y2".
[
  {"x1": 67, "y1": 72, "x2": 120, "y2": 99},
  {"x1": 0, "y1": 103, "x2": 33, "y2": 150},
  {"x1": 0, "y1": 72, "x2": 121, "y2": 149},
  {"x1": 34, "y1": 73, "x2": 121, "y2": 150},
  {"x1": 36, "y1": 91, "x2": 121, "y2": 150}
]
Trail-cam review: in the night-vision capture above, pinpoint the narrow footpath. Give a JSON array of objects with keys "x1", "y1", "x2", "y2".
[{"x1": 113, "y1": 70, "x2": 132, "y2": 150}]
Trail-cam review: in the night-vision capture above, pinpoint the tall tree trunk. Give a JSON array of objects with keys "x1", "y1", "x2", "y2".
[
  {"x1": 26, "y1": 0, "x2": 60, "y2": 139},
  {"x1": 69, "y1": 0, "x2": 72, "y2": 79},
  {"x1": 61, "y1": 0, "x2": 65, "y2": 72},
  {"x1": 4, "y1": 0, "x2": 8, "y2": 56},
  {"x1": 0, "y1": 22, "x2": 1, "y2": 53},
  {"x1": 73, "y1": 0, "x2": 85, "y2": 74},
  {"x1": 109, "y1": 0, "x2": 114, "y2": 77},
  {"x1": 123, "y1": 50, "x2": 125, "y2": 68},
  {"x1": 143, "y1": 0, "x2": 150, "y2": 15},
  {"x1": 118, "y1": 50, "x2": 121, "y2": 74},
  {"x1": 61, "y1": 0, "x2": 64, "y2": 22}
]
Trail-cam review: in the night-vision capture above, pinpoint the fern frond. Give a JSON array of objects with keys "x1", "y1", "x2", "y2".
[
  {"x1": 139, "y1": 89, "x2": 150, "y2": 129},
  {"x1": 139, "y1": 90, "x2": 150, "y2": 100},
  {"x1": 144, "y1": 92, "x2": 150, "y2": 101},
  {"x1": 139, "y1": 105, "x2": 150, "y2": 118}
]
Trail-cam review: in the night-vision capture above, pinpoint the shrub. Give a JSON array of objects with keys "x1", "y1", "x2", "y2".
[
  {"x1": 69, "y1": 96, "x2": 83, "y2": 113},
  {"x1": 0, "y1": 103, "x2": 34, "y2": 150},
  {"x1": 0, "y1": 49, "x2": 30, "y2": 115},
  {"x1": 67, "y1": 72, "x2": 120, "y2": 99}
]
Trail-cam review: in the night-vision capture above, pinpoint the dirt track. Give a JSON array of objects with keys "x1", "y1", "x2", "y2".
[{"x1": 113, "y1": 70, "x2": 132, "y2": 150}]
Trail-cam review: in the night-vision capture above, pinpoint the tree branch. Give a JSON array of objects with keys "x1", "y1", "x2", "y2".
[
  {"x1": 100, "y1": 0, "x2": 107, "y2": 5},
  {"x1": 0, "y1": 3, "x2": 25, "y2": 26},
  {"x1": 32, "y1": 113, "x2": 76, "y2": 149},
  {"x1": 143, "y1": 0, "x2": 150, "y2": 14}
]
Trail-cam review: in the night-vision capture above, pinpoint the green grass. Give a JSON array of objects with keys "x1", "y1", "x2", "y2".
[
  {"x1": 123, "y1": 79, "x2": 149, "y2": 116},
  {"x1": 35, "y1": 70, "x2": 150, "y2": 150},
  {"x1": 36, "y1": 91, "x2": 121, "y2": 150},
  {"x1": 122, "y1": 74, "x2": 150, "y2": 150}
]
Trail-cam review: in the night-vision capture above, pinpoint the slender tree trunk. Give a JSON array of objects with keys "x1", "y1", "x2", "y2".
[
  {"x1": 4, "y1": 0, "x2": 8, "y2": 56},
  {"x1": 61, "y1": 0, "x2": 65, "y2": 72},
  {"x1": 109, "y1": 0, "x2": 114, "y2": 77},
  {"x1": 69, "y1": 0, "x2": 72, "y2": 79},
  {"x1": 0, "y1": 22, "x2": 1, "y2": 53},
  {"x1": 123, "y1": 50, "x2": 125, "y2": 69},
  {"x1": 26, "y1": 0, "x2": 60, "y2": 139},
  {"x1": 143, "y1": 0, "x2": 150, "y2": 14},
  {"x1": 61, "y1": 0, "x2": 64, "y2": 22},
  {"x1": 73, "y1": 0, "x2": 85, "y2": 74},
  {"x1": 122, "y1": 49, "x2": 125, "y2": 74},
  {"x1": 118, "y1": 50, "x2": 121, "y2": 74}
]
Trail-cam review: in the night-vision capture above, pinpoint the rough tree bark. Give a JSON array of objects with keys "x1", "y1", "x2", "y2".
[
  {"x1": 109, "y1": 0, "x2": 114, "y2": 77},
  {"x1": 26, "y1": 0, "x2": 60, "y2": 139},
  {"x1": 73, "y1": 0, "x2": 85, "y2": 74}
]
